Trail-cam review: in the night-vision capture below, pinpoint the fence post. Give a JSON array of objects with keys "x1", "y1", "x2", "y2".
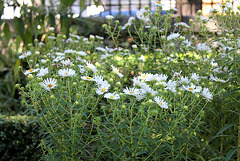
[
  {"x1": 118, "y1": 0, "x2": 121, "y2": 15},
  {"x1": 138, "y1": 0, "x2": 142, "y2": 10},
  {"x1": 129, "y1": 0, "x2": 132, "y2": 15},
  {"x1": 109, "y1": 0, "x2": 112, "y2": 15}
]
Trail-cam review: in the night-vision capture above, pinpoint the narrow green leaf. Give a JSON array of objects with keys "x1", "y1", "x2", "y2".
[
  {"x1": 49, "y1": 12, "x2": 56, "y2": 27},
  {"x1": 215, "y1": 123, "x2": 237, "y2": 136},
  {"x1": 118, "y1": 144, "x2": 129, "y2": 157},
  {"x1": 25, "y1": 27, "x2": 33, "y2": 45},
  {"x1": 3, "y1": 22, "x2": 11, "y2": 41},
  {"x1": 225, "y1": 148, "x2": 237, "y2": 161},
  {"x1": 209, "y1": 157, "x2": 225, "y2": 161}
]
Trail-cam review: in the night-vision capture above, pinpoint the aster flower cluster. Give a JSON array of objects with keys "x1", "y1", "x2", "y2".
[{"x1": 18, "y1": 3, "x2": 240, "y2": 159}]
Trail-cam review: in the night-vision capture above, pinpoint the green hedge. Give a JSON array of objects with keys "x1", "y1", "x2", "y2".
[{"x1": 0, "y1": 115, "x2": 41, "y2": 161}]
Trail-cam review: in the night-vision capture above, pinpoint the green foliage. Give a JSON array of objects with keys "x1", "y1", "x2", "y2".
[{"x1": 0, "y1": 114, "x2": 41, "y2": 161}]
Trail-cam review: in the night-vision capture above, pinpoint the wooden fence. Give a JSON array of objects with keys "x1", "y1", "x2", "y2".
[{"x1": 85, "y1": 0, "x2": 235, "y2": 17}]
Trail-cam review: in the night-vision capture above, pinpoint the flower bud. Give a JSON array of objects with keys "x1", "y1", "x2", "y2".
[
  {"x1": 89, "y1": 35, "x2": 95, "y2": 40},
  {"x1": 15, "y1": 84, "x2": 20, "y2": 88},
  {"x1": 102, "y1": 24, "x2": 107, "y2": 29},
  {"x1": 18, "y1": 66, "x2": 23, "y2": 71},
  {"x1": 73, "y1": 82, "x2": 77, "y2": 86},
  {"x1": 197, "y1": 10, "x2": 202, "y2": 16},
  {"x1": 50, "y1": 95, "x2": 55, "y2": 99},
  {"x1": 115, "y1": 20, "x2": 119, "y2": 24},
  {"x1": 28, "y1": 74, "x2": 34, "y2": 80},
  {"x1": 189, "y1": 19, "x2": 193, "y2": 24},
  {"x1": 121, "y1": 105, "x2": 126, "y2": 109}
]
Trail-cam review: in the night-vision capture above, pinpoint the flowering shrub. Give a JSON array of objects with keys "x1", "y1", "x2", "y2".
[{"x1": 17, "y1": 1, "x2": 239, "y2": 160}]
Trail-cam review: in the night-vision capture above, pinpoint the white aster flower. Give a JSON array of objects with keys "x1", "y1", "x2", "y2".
[
  {"x1": 77, "y1": 51, "x2": 87, "y2": 56},
  {"x1": 104, "y1": 93, "x2": 120, "y2": 100},
  {"x1": 132, "y1": 77, "x2": 144, "y2": 87},
  {"x1": 64, "y1": 49, "x2": 76, "y2": 54},
  {"x1": 152, "y1": 1, "x2": 164, "y2": 7},
  {"x1": 96, "y1": 82, "x2": 111, "y2": 95},
  {"x1": 106, "y1": 15, "x2": 114, "y2": 20},
  {"x1": 191, "y1": 73, "x2": 200, "y2": 82},
  {"x1": 136, "y1": 9, "x2": 150, "y2": 23},
  {"x1": 210, "y1": 74, "x2": 226, "y2": 83},
  {"x1": 58, "y1": 68, "x2": 76, "y2": 77},
  {"x1": 179, "y1": 76, "x2": 190, "y2": 84},
  {"x1": 66, "y1": 38, "x2": 73, "y2": 43},
  {"x1": 183, "y1": 39, "x2": 192, "y2": 47},
  {"x1": 19, "y1": 51, "x2": 31, "y2": 59},
  {"x1": 76, "y1": 57, "x2": 87, "y2": 63},
  {"x1": 47, "y1": 36, "x2": 56, "y2": 39},
  {"x1": 94, "y1": 75, "x2": 105, "y2": 85},
  {"x1": 201, "y1": 87, "x2": 213, "y2": 101},
  {"x1": 140, "y1": 83, "x2": 158, "y2": 94},
  {"x1": 123, "y1": 87, "x2": 141, "y2": 97},
  {"x1": 111, "y1": 65, "x2": 123, "y2": 78},
  {"x1": 196, "y1": 43, "x2": 210, "y2": 51},
  {"x1": 69, "y1": 33, "x2": 81, "y2": 39},
  {"x1": 53, "y1": 56, "x2": 65, "y2": 62},
  {"x1": 155, "y1": 48, "x2": 162, "y2": 52},
  {"x1": 138, "y1": 55, "x2": 146, "y2": 62},
  {"x1": 167, "y1": 33, "x2": 180, "y2": 40},
  {"x1": 24, "y1": 68, "x2": 39, "y2": 75},
  {"x1": 122, "y1": 17, "x2": 135, "y2": 30},
  {"x1": 61, "y1": 59, "x2": 73, "y2": 66},
  {"x1": 100, "y1": 53, "x2": 112, "y2": 60},
  {"x1": 95, "y1": 35, "x2": 104, "y2": 40},
  {"x1": 41, "y1": 59, "x2": 47, "y2": 64},
  {"x1": 173, "y1": 70, "x2": 182, "y2": 78},
  {"x1": 138, "y1": 73, "x2": 156, "y2": 81},
  {"x1": 164, "y1": 80, "x2": 177, "y2": 93},
  {"x1": 135, "y1": 89, "x2": 147, "y2": 100},
  {"x1": 41, "y1": 78, "x2": 57, "y2": 91},
  {"x1": 49, "y1": 27, "x2": 55, "y2": 31},
  {"x1": 217, "y1": 2, "x2": 232, "y2": 8},
  {"x1": 78, "y1": 65, "x2": 86, "y2": 73},
  {"x1": 209, "y1": 8, "x2": 218, "y2": 14},
  {"x1": 183, "y1": 85, "x2": 201, "y2": 93},
  {"x1": 86, "y1": 62, "x2": 97, "y2": 73},
  {"x1": 156, "y1": 74, "x2": 168, "y2": 82},
  {"x1": 36, "y1": 68, "x2": 49, "y2": 77},
  {"x1": 96, "y1": 47, "x2": 107, "y2": 52},
  {"x1": 174, "y1": 22, "x2": 190, "y2": 28},
  {"x1": 154, "y1": 96, "x2": 168, "y2": 109},
  {"x1": 81, "y1": 76, "x2": 95, "y2": 81}
]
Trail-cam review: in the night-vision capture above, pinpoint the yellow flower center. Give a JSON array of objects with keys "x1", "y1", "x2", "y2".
[
  {"x1": 142, "y1": 75, "x2": 146, "y2": 78},
  {"x1": 189, "y1": 87, "x2": 193, "y2": 90},
  {"x1": 57, "y1": 58, "x2": 60, "y2": 60},
  {"x1": 86, "y1": 77, "x2": 92, "y2": 79},
  {"x1": 101, "y1": 88, "x2": 106, "y2": 92},
  {"x1": 47, "y1": 84, "x2": 53, "y2": 88},
  {"x1": 65, "y1": 72, "x2": 68, "y2": 75},
  {"x1": 159, "y1": 102, "x2": 163, "y2": 106},
  {"x1": 29, "y1": 69, "x2": 34, "y2": 72},
  {"x1": 130, "y1": 91, "x2": 134, "y2": 94},
  {"x1": 110, "y1": 96, "x2": 114, "y2": 98},
  {"x1": 23, "y1": 54, "x2": 26, "y2": 56},
  {"x1": 158, "y1": 48, "x2": 161, "y2": 50},
  {"x1": 157, "y1": 1, "x2": 161, "y2": 4},
  {"x1": 221, "y1": 2, "x2": 226, "y2": 5}
]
